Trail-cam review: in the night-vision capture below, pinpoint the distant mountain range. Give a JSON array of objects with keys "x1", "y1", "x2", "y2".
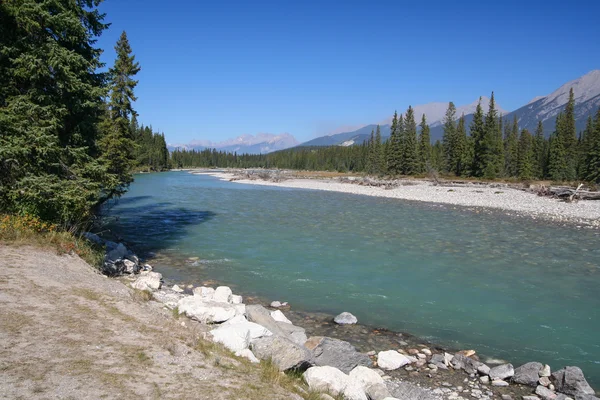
[
  {"x1": 303, "y1": 70, "x2": 600, "y2": 147},
  {"x1": 168, "y1": 133, "x2": 299, "y2": 154},
  {"x1": 169, "y1": 70, "x2": 600, "y2": 154}
]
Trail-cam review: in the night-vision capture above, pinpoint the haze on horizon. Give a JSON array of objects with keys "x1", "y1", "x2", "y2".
[{"x1": 97, "y1": 0, "x2": 600, "y2": 143}]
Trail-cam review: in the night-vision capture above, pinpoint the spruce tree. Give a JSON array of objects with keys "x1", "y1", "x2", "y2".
[
  {"x1": 366, "y1": 129, "x2": 375, "y2": 174},
  {"x1": 100, "y1": 31, "x2": 141, "y2": 197},
  {"x1": 504, "y1": 116, "x2": 519, "y2": 177},
  {"x1": 517, "y1": 129, "x2": 534, "y2": 180},
  {"x1": 418, "y1": 114, "x2": 431, "y2": 173},
  {"x1": 482, "y1": 92, "x2": 503, "y2": 179},
  {"x1": 548, "y1": 114, "x2": 568, "y2": 181},
  {"x1": 562, "y1": 88, "x2": 578, "y2": 180},
  {"x1": 532, "y1": 121, "x2": 546, "y2": 179},
  {"x1": 442, "y1": 102, "x2": 457, "y2": 174},
  {"x1": 387, "y1": 112, "x2": 401, "y2": 174},
  {"x1": 584, "y1": 109, "x2": 600, "y2": 183},
  {"x1": 374, "y1": 125, "x2": 384, "y2": 174},
  {"x1": 0, "y1": 0, "x2": 110, "y2": 224},
  {"x1": 470, "y1": 99, "x2": 486, "y2": 177},
  {"x1": 455, "y1": 114, "x2": 468, "y2": 176},
  {"x1": 401, "y1": 106, "x2": 419, "y2": 175}
]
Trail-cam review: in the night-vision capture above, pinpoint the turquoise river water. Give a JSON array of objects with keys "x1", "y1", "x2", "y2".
[{"x1": 104, "y1": 171, "x2": 600, "y2": 385}]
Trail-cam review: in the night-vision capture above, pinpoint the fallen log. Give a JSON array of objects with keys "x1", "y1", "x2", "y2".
[{"x1": 547, "y1": 185, "x2": 600, "y2": 201}]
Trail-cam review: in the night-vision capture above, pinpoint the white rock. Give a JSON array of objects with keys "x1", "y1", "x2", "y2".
[
  {"x1": 172, "y1": 284, "x2": 184, "y2": 293},
  {"x1": 177, "y1": 296, "x2": 237, "y2": 323},
  {"x1": 303, "y1": 366, "x2": 349, "y2": 396},
  {"x1": 235, "y1": 348, "x2": 259, "y2": 363},
  {"x1": 344, "y1": 379, "x2": 368, "y2": 400},
  {"x1": 210, "y1": 321, "x2": 271, "y2": 352},
  {"x1": 213, "y1": 286, "x2": 233, "y2": 303},
  {"x1": 222, "y1": 314, "x2": 248, "y2": 325},
  {"x1": 270, "y1": 301, "x2": 282, "y2": 308},
  {"x1": 491, "y1": 380, "x2": 509, "y2": 387},
  {"x1": 230, "y1": 294, "x2": 243, "y2": 304},
  {"x1": 192, "y1": 286, "x2": 215, "y2": 300},
  {"x1": 539, "y1": 364, "x2": 551, "y2": 377},
  {"x1": 349, "y1": 366, "x2": 385, "y2": 390},
  {"x1": 334, "y1": 312, "x2": 358, "y2": 325},
  {"x1": 270, "y1": 310, "x2": 292, "y2": 324},
  {"x1": 421, "y1": 348, "x2": 432, "y2": 356},
  {"x1": 131, "y1": 271, "x2": 162, "y2": 291},
  {"x1": 122, "y1": 259, "x2": 137, "y2": 273},
  {"x1": 377, "y1": 351, "x2": 411, "y2": 370}
]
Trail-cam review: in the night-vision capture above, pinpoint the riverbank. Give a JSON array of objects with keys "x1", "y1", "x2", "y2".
[{"x1": 192, "y1": 170, "x2": 600, "y2": 228}]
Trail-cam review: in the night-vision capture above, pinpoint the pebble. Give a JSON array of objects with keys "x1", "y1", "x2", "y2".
[
  {"x1": 539, "y1": 364, "x2": 551, "y2": 377},
  {"x1": 479, "y1": 376, "x2": 490, "y2": 384},
  {"x1": 270, "y1": 300, "x2": 282, "y2": 308},
  {"x1": 492, "y1": 380, "x2": 509, "y2": 387},
  {"x1": 539, "y1": 376, "x2": 551, "y2": 387}
]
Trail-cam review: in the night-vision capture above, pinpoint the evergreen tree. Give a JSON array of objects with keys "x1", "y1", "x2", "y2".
[
  {"x1": 401, "y1": 106, "x2": 419, "y2": 175},
  {"x1": 470, "y1": 99, "x2": 486, "y2": 177},
  {"x1": 387, "y1": 112, "x2": 401, "y2": 174},
  {"x1": 374, "y1": 125, "x2": 384, "y2": 174},
  {"x1": 454, "y1": 114, "x2": 468, "y2": 176},
  {"x1": 0, "y1": 0, "x2": 110, "y2": 224},
  {"x1": 442, "y1": 102, "x2": 457, "y2": 174},
  {"x1": 577, "y1": 116, "x2": 593, "y2": 179},
  {"x1": 504, "y1": 116, "x2": 519, "y2": 177},
  {"x1": 366, "y1": 129, "x2": 375, "y2": 174},
  {"x1": 584, "y1": 109, "x2": 600, "y2": 183},
  {"x1": 562, "y1": 88, "x2": 578, "y2": 179},
  {"x1": 482, "y1": 92, "x2": 503, "y2": 179},
  {"x1": 99, "y1": 31, "x2": 141, "y2": 196},
  {"x1": 548, "y1": 113, "x2": 568, "y2": 181},
  {"x1": 418, "y1": 114, "x2": 431, "y2": 173},
  {"x1": 532, "y1": 121, "x2": 546, "y2": 179},
  {"x1": 517, "y1": 129, "x2": 534, "y2": 180}
]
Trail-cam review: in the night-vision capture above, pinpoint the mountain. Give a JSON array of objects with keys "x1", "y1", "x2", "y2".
[
  {"x1": 429, "y1": 70, "x2": 600, "y2": 140},
  {"x1": 169, "y1": 133, "x2": 299, "y2": 154},
  {"x1": 302, "y1": 97, "x2": 507, "y2": 147}
]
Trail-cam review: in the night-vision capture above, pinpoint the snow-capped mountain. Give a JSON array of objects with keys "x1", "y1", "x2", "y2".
[{"x1": 169, "y1": 133, "x2": 299, "y2": 154}]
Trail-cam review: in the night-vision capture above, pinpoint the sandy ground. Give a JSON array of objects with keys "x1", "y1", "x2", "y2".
[
  {"x1": 194, "y1": 171, "x2": 600, "y2": 228},
  {"x1": 0, "y1": 245, "x2": 298, "y2": 400}
]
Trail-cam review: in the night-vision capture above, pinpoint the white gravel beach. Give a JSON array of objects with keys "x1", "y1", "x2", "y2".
[{"x1": 193, "y1": 171, "x2": 600, "y2": 228}]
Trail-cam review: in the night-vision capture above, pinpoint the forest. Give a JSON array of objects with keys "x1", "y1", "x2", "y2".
[
  {"x1": 172, "y1": 91, "x2": 600, "y2": 184},
  {"x1": 0, "y1": 1, "x2": 168, "y2": 227}
]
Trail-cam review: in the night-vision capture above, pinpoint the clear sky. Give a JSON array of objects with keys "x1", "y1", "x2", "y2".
[{"x1": 96, "y1": 0, "x2": 600, "y2": 144}]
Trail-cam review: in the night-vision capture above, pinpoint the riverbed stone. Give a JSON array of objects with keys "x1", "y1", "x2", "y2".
[
  {"x1": 540, "y1": 364, "x2": 552, "y2": 377},
  {"x1": 452, "y1": 353, "x2": 483, "y2": 375},
  {"x1": 365, "y1": 383, "x2": 390, "y2": 400},
  {"x1": 246, "y1": 304, "x2": 288, "y2": 337},
  {"x1": 348, "y1": 366, "x2": 385, "y2": 389},
  {"x1": 492, "y1": 380, "x2": 509, "y2": 387},
  {"x1": 478, "y1": 363, "x2": 491, "y2": 376},
  {"x1": 513, "y1": 362, "x2": 544, "y2": 386},
  {"x1": 193, "y1": 286, "x2": 215, "y2": 300},
  {"x1": 536, "y1": 385, "x2": 558, "y2": 400},
  {"x1": 551, "y1": 366, "x2": 595, "y2": 398},
  {"x1": 305, "y1": 336, "x2": 371, "y2": 373},
  {"x1": 303, "y1": 366, "x2": 349, "y2": 396},
  {"x1": 213, "y1": 286, "x2": 232, "y2": 303},
  {"x1": 230, "y1": 294, "x2": 243, "y2": 304},
  {"x1": 377, "y1": 350, "x2": 411, "y2": 370},
  {"x1": 270, "y1": 301, "x2": 282, "y2": 308},
  {"x1": 177, "y1": 296, "x2": 239, "y2": 323},
  {"x1": 252, "y1": 335, "x2": 313, "y2": 371},
  {"x1": 334, "y1": 312, "x2": 358, "y2": 325},
  {"x1": 540, "y1": 377, "x2": 551, "y2": 387},
  {"x1": 131, "y1": 271, "x2": 162, "y2": 291},
  {"x1": 152, "y1": 290, "x2": 185, "y2": 309},
  {"x1": 489, "y1": 363, "x2": 514, "y2": 380},
  {"x1": 430, "y1": 354, "x2": 449, "y2": 370},
  {"x1": 270, "y1": 309, "x2": 292, "y2": 324},
  {"x1": 210, "y1": 321, "x2": 272, "y2": 352},
  {"x1": 276, "y1": 321, "x2": 307, "y2": 345},
  {"x1": 171, "y1": 284, "x2": 184, "y2": 293}
]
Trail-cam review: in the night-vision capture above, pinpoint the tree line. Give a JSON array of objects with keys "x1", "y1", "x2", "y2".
[
  {"x1": 172, "y1": 90, "x2": 600, "y2": 184},
  {"x1": 0, "y1": 1, "x2": 168, "y2": 226}
]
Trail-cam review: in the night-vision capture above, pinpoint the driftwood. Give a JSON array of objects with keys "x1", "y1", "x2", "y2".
[{"x1": 544, "y1": 184, "x2": 600, "y2": 202}]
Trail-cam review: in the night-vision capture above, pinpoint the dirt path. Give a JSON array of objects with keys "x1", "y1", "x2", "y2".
[{"x1": 0, "y1": 245, "x2": 296, "y2": 400}]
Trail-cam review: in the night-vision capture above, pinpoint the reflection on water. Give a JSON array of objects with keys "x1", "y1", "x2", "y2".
[{"x1": 104, "y1": 171, "x2": 600, "y2": 386}]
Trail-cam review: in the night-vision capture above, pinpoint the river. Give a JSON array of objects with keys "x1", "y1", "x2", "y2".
[{"x1": 104, "y1": 171, "x2": 600, "y2": 385}]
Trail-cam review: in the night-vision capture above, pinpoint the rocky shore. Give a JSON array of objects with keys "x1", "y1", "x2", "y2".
[
  {"x1": 192, "y1": 170, "x2": 600, "y2": 228},
  {"x1": 88, "y1": 235, "x2": 598, "y2": 400}
]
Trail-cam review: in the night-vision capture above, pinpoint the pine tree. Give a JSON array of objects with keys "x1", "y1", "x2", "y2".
[
  {"x1": 100, "y1": 31, "x2": 141, "y2": 197},
  {"x1": 532, "y1": 121, "x2": 546, "y2": 179},
  {"x1": 548, "y1": 114, "x2": 568, "y2": 181},
  {"x1": 455, "y1": 114, "x2": 468, "y2": 176},
  {"x1": 366, "y1": 129, "x2": 375, "y2": 174},
  {"x1": 387, "y1": 112, "x2": 401, "y2": 174},
  {"x1": 0, "y1": 0, "x2": 110, "y2": 224},
  {"x1": 418, "y1": 114, "x2": 431, "y2": 173},
  {"x1": 470, "y1": 99, "x2": 486, "y2": 177},
  {"x1": 562, "y1": 88, "x2": 578, "y2": 180},
  {"x1": 577, "y1": 116, "x2": 593, "y2": 179},
  {"x1": 374, "y1": 125, "x2": 384, "y2": 174},
  {"x1": 442, "y1": 102, "x2": 457, "y2": 174},
  {"x1": 517, "y1": 129, "x2": 534, "y2": 180},
  {"x1": 482, "y1": 92, "x2": 503, "y2": 179},
  {"x1": 504, "y1": 116, "x2": 519, "y2": 177},
  {"x1": 401, "y1": 106, "x2": 419, "y2": 175},
  {"x1": 584, "y1": 109, "x2": 600, "y2": 183}
]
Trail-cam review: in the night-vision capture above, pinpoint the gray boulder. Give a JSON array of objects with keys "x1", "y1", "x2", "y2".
[
  {"x1": 536, "y1": 385, "x2": 558, "y2": 400},
  {"x1": 251, "y1": 335, "x2": 313, "y2": 371},
  {"x1": 366, "y1": 383, "x2": 390, "y2": 400},
  {"x1": 551, "y1": 367, "x2": 595, "y2": 398},
  {"x1": 513, "y1": 362, "x2": 544, "y2": 386},
  {"x1": 246, "y1": 305, "x2": 288, "y2": 337},
  {"x1": 276, "y1": 321, "x2": 307, "y2": 346},
  {"x1": 305, "y1": 336, "x2": 371, "y2": 373},
  {"x1": 430, "y1": 354, "x2": 449, "y2": 370},
  {"x1": 452, "y1": 353, "x2": 483, "y2": 375},
  {"x1": 489, "y1": 363, "x2": 514, "y2": 381}
]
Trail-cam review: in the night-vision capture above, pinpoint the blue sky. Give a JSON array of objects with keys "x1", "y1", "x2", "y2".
[{"x1": 97, "y1": 0, "x2": 600, "y2": 144}]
